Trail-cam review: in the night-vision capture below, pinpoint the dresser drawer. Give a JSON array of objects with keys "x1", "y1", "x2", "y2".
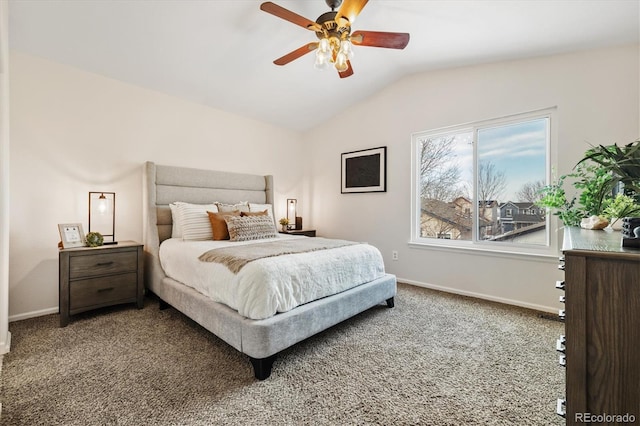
[
  {"x1": 69, "y1": 272, "x2": 137, "y2": 311},
  {"x1": 69, "y1": 251, "x2": 138, "y2": 279}
]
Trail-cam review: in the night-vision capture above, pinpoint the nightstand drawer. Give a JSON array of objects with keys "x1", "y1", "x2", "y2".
[
  {"x1": 69, "y1": 272, "x2": 138, "y2": 311},
  {"x1": 69, "y1": 251, "x2": 138, "y2": 279}
]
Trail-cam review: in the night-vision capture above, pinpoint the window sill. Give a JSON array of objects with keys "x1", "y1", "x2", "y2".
[{"x1": 408, "y1": 240, "x2": 560, "y2": 262}]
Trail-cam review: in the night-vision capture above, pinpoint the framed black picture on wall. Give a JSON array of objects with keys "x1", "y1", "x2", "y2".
[{"x1": 341, "y1": 146, "x2": 387, "y2": 193}]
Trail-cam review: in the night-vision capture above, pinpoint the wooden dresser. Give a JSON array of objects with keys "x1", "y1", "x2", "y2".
[
  {"x1": 59, "y1": 241, "x2": 144, "y2": 327},
  {"x1": 558, "y1": 227, "x2": 640, "y2": 424}
]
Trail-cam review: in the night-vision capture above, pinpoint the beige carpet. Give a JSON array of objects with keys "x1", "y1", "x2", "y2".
[{"x1": 1, "y1": 283, "x2": 564, "y2": 425}]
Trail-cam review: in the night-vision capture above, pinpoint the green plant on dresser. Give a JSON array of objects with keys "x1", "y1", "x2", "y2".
[{"x1": 537, "y1": 139, "x2": 640, "y2": 227}]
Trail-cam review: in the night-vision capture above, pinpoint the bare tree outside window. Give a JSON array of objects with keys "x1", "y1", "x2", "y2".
[
  {"x1": 516, "y1": 180, "x2": 545, "y2": 203},
  {"x1": 418, "y1": 132, "x2": 473, "y2": 240},
  {"x1": 419, "y1": 136, "x2": 464, "y2": 202}
]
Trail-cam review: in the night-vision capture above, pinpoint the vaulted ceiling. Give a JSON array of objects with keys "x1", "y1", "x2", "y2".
[{"x1": 9, "y1": 0, "x2": 640, "y2": 131}]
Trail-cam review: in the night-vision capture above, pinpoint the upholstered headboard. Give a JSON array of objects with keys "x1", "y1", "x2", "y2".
[{"x1": 143, "y1": 161, "x2": 274, "y2": 290}]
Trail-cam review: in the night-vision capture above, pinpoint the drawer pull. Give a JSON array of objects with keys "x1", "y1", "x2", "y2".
[
  {"x1": 558, "y1": 309, "x2": 565, "y2": 321},
  {"x1": 556, "y1": 398, "x2": 566, "y2": 417},
  {"x1": 558, "y1": 354, "x2": 566, "y2": 367},
  {"x1": 97, "y1": 287, "x2": 115, "y2": 293},
  {"x1": 555, "y1": 280, "x2": 565, "y2": 290},
  {"x1": 559, "y1": 295, "x2": 565, "y2": 303},
  {"x1": 558, "y1": 255, "x2": 565, "y2": 262},
  {"x1": 557, "y1": 264, "x2": 565, "y2": 271},
  {"x1": 556, "y1": 336, "x2": 566, "y2": 353},
  {"x1": 96, "y1": 261, "x2": 114, "y2": 267}
]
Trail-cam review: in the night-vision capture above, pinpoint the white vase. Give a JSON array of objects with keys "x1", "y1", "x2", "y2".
[{"x1": 610, "y1": 218, "x2": 623, "y2": 231}]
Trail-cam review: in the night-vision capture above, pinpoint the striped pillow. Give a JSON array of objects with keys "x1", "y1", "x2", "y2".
[
  {"x1": 225, "y1": 215, "x2": 278, "y2": 242},
  {"x1": 174, "y1": 203, "x2": 219, "y2": 241}
]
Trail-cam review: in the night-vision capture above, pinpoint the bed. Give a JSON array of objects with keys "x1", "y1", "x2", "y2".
[{"x1": 143, "y1": 161, "x2": 396, "y2": 379}]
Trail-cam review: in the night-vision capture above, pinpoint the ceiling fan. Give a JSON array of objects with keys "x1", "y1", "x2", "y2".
[{"x1": 260, "y1": 0, "x2": 410, "y2": 78}]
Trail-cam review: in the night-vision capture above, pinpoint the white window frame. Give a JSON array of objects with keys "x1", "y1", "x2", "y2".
[{"x1": 410, "y1": 107, "x2": 559, "y2": 259}]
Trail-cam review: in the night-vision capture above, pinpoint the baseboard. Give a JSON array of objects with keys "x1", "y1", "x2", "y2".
[
  {"x1": 9, "y1": 307, "x2": 58, "y2": 323},
  {"x1": 397, "y1": 277, "x2": 558, "y2": 314}
]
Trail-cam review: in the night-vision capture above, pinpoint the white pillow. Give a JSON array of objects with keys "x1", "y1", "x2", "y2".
[
  {"x1": 172, "y1": 202, "x2": 219, "y2": 241},
  {"x1": 169, "y1": 203, "x2": 183, "y2": 238}
]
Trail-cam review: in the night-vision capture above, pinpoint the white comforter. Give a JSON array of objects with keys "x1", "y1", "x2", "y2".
[{"x1": 159, "y1": 234, "x2": 385, "y2": 320}]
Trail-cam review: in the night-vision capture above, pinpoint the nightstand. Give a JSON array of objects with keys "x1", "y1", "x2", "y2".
[
  {"x1": 279, "y1": 229, "x2": 316, "y2": 237},
  {"x1": 58, "y1": 241, "x2": 144, "y2": 327}
]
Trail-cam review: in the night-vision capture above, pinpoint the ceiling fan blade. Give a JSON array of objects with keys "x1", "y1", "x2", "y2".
[
  {"x1": 338, "y1": 61, "x2": 354, "y2": 79},
  {"x1": 351, "y1": 30, "x2": 410, "y2": 49},
  {"x1": 274, "y1": 42, "x2": 319, "y2": 66},
  {"x1": 260, "y1": 2, "x2": 321, "y2": 31},
  {"x1": 335, "y1": 0, "x2": 369, "y2": 27}
]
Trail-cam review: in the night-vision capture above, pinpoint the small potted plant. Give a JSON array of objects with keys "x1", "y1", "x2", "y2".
[
  {"x1": 602, "y1": 193, "x2": 640, "y2": 230},
  {"x1": 278, "y1": 217, "x2": 289, "y2": 232},
  {"x1": 85, "y1": 231, "x2": 104, "y2": 247}
]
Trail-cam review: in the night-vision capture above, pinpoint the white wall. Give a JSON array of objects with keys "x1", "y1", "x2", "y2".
[
  {"x1": 0, "y1": 0, "x2": 10, "y2": 353},
  {"x1": 304, "y1": 45, "x2": 640, "y2": 313},
  {"x1": 9, "y1": 52, "x2": 305, "y2": 319}
]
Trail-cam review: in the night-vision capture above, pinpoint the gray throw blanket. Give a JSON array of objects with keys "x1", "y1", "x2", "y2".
[{"x1": 198, "y1": 237, "x2": 358, "y2": 273}]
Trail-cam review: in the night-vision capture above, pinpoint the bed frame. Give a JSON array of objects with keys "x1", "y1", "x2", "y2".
[{"x1": 143, "y1": 161, "x2": 397, "y2": 379}]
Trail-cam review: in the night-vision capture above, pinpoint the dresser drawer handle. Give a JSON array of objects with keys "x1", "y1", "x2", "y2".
[
  {"x1": 97, "y1": 287, "x2": 115, "y2": 293},
  {"x1": 556, "y1": 398, "x2": 566, "y2": 417},
  {"x1": 559, "y1": 295, "x2": 565, "y2": 303},
  {"x1": 558, "y1": 309, "x2": 565, "y2": 321},
  {"x1": 556, "y1": 337, "x2": 566, "y2": 353},
  {"x1": 96, "y1": 261, "x2": 114, "y2": 267},
  {"x1": 557, "y1": 264, "x2": 565, "y2": 271},
  {"x1": 555, "y1": 280, "x2": 565, "y2": 290},
  {"x1": 558, "y1": 354, "x2": 566, "y2": 367}
]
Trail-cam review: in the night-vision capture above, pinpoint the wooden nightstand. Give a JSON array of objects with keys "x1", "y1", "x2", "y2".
[
  {"x1": 58, "y1": 241, "x2": 144, "y2": 327},
  {"x1": 279, "y1": 229, "x2": 316, "y2": 237}
]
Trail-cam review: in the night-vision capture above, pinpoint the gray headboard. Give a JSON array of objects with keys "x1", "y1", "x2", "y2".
[{"x1": 143, "y1": 161, "x2": 274, "y2": 289}]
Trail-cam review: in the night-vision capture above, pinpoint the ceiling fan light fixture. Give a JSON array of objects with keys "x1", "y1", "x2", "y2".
[
  {"x1": 339, "y1": 39, "x2": 354, "y2": 59},
  {"x1": 335, "y1": 53, "x2": 349, "y2": 72},
  {"x1": 314, "y1": 35, "x2": 353, "y2": 72},
  {"x1": 314, "y1": 50, "x2": 331, "y2": 70},
  {"x1": 318, "y1": 37, "x2": 331, "y2": 53},
  {"x1": 260, "y1": 1, "x2": 410, "y2": 78}
]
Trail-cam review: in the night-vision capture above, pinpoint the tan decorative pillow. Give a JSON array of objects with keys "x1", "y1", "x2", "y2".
[
  {"x1": 225, "y1": 215, "x2": 278, "y2": 242},
  {"x1": 215, "y1": 201, "x2": 249, "y2": 213},
  {"x1": 207, "y1": 210, "x2": 241, "y2": 240},
  {"x1": 248, "y1": 203, "x2": 277, "y2": 233},
  {"x1": 241, "y1": 209, "x2": 268, "y2": 217}
]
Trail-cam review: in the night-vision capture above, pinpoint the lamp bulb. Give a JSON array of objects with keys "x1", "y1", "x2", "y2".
[
  {"x1": 340, "y1": 40, "x2": 354, "y2": 59},
  {"x1": 335, "y1": 52, "x2": 349, "y2": 72},
  {"x1": 314, "y1": 50, "x2": 330, "y2": 70},
  {"x1": 97, "y1": 195, "x2": 108, "y2": 214}
]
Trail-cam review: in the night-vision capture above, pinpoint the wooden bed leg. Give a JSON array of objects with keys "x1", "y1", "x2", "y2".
[
  {"x1": 249, "y1": 355, "x2": 276, "y2": 380},
  {"x1": 386, "y1": 297, "x2": 395, "y2": 308},
  {"x1": 159, "y1": 299, "x2": 169, "y2": 310}
]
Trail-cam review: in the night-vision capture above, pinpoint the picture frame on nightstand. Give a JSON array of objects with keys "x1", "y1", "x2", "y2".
[{"x1": 58, "y1": 223, "x2": 86, "y2": 248}]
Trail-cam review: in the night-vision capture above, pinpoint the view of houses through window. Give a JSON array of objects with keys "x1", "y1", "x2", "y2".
[{"x1": 413, "y1": 111, "x2": 550, "y2": 247}]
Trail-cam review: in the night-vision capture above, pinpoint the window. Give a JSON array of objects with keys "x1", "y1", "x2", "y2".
[{"x1": 411, "y1": 108, "x2": 556, "y2": 255}]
